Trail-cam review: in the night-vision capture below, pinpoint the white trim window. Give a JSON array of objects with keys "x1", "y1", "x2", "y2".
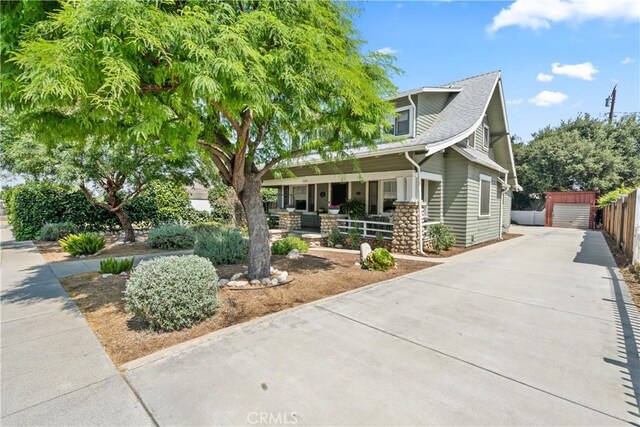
[
  {"x1": 479, "y1": 174, "x2": 491, "y2": 217},
  {"x1": 483, "y1": 124, "x2": 490, "y2": 149},
  {"x1": 292, "y1": 185, "x2": 307, "y2": 211},
  {"x1": 467, "y1": 132, "x2": 475, "y2": 148},
  {"x1": 388, "y1": 106, "x2": 414, "y2": 137},
  {"x1": 382, "y1": 180, "x2": 397, "y2": 212}
]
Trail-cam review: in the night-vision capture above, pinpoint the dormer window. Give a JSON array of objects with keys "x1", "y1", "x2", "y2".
[
  {"x1": 388, "y1": 106, "x2": 413, "y2": 137},
  {"x1": 483, "y1": 125, "x2": 490, "y2": 149},
  {"x1": 467, "y1": 133, "x2": 475, "y2": 148}
]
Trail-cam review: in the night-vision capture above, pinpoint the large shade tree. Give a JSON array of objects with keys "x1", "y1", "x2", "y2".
[
  {"x1": 9, "y1": 0, "x2": 397, "y2": 278},
  {"x1": 513, "y1": 114, "x2": 640, "y2": 199}
]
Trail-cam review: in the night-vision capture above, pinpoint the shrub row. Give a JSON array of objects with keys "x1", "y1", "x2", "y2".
[{"x1": 2, "y1": 181, "x2": 217, "y2": 240}]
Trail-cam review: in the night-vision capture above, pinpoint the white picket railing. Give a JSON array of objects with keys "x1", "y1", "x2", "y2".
[
  {"x1": 336, "y1": 217, "x2": 393, "y2": 240},
  {"x1": 421, "y1": 220, "x2": 442, "y2": 242}
]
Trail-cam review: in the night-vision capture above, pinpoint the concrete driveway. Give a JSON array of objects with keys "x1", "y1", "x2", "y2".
[{"x1": 124, "y1": 226, "x2": 640, "y2": 426}]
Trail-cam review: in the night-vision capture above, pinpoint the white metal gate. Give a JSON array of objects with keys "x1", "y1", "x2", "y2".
[{"x1": 552, "y1": 203, "x2": 590, "y2": 229}]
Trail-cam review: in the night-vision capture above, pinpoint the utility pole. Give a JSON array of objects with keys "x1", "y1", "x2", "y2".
[{"x1": 605, "y1": 85, "x2": 617, "y2": 124}]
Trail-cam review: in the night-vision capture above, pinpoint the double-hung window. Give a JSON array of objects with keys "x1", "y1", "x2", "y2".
[
  {"x1": 292, "y1": 185, "x2": 307, "y2": 211},
  {"x1": 483, "y1": 125, "x2": 490, "y2": 149},
  {"x1": 382, "y1": 180, "x2": 397, "y2": 213},
  {"x1": 479, "y1": 174, "x2": 491, "y2": 217},
  {"x1": 388, "y1": 106, "x2": 413, "y2": 137}
]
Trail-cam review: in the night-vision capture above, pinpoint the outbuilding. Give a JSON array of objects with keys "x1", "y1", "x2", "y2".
[{"x1": 543, "y1": 191, "x2": 599, "y2": 229}]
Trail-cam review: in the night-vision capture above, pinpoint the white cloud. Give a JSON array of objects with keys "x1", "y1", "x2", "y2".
[
  {"x1": 551, "y1": 62, "x2": 599, "y2": 80},
  {"x1": 536, "y1": 73, "x2": 554, "y2": 82},
  {"x1": 377, "y1": 47, "x2": 398, "y2": 55},
  {"x1": 487, "y1": 0, "x2": 640, "y2": 33},
  {"x1": 622, "y1": 57, "x2": 634, "y2": 64},
  {"x1": 529, "y1": 91, "x2": 568, "y2": 107},
  {"x1": 506, "y1": 98, "x2": 524, "y2": 105}
]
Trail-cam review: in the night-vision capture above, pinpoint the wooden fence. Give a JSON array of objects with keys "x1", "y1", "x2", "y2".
[{"x1": 602, "y1": 189, "x2": 640, "y2": 264}]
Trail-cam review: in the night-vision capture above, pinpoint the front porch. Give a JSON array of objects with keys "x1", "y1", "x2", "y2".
[{"x1": 264, "y1": 172, "x2": 444, "y2": 254}]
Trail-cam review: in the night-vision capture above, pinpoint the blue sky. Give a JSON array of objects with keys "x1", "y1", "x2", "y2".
[{"x1": 353, "y1": 0, "x2": 640, "y2": 142}]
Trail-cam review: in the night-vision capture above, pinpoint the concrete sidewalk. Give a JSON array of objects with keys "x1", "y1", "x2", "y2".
[
  {"x1": 0, "y1": 223, "x2": 153, "y2": 425},
  {"x1": 124, "y1": 226, "x2": 640, "y2": 425}
]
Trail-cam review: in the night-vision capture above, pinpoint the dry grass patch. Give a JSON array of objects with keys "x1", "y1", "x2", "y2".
[
  {"x1": 60, "y1": 250, "x2": 435, "y2": 366},
  {"x1": 36, "y1": 233, "x2": 184, "y2": 263},
  {"x1": 425, "y1": 232, "x2": 523, "y2": 257}
]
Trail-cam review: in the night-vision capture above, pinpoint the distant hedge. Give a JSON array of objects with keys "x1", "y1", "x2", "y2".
[{"x1": 3, "y1": 181, "x2": 213, "y2": 240}]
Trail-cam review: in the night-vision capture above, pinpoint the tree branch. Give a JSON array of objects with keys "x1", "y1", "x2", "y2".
[
  {"x1": 79, "y1": 183, "x2": 110, "y2": 211},
  {"x1": 256, "y1": 149, "x2": 305, "y2": 179}
]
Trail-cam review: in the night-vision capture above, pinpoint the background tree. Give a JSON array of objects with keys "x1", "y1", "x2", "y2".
[
  {"x1": 9, "y1": 0, "x2": 397, "y2": 278},
  {"x1": 513, "y1": 114, "x2": 640, "y2": 205},
  {"x1": 1, "y1": 117, "x2": 202, "y2": 242}
]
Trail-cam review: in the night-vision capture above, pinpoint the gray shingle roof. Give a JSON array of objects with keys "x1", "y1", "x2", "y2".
[{"x1": 285, "y1": 70, "x2": 501, "y2": 166}]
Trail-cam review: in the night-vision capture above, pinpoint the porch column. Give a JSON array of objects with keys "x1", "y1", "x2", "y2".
[
  {"x1": 319, "y1": 213, "x2": 338, "y2": 236},
  {"x1": 391, "y1": 201, "x2": 420, "y2": 255},
  {"x1": 278, "y1": 212, "x2": 302, "y2": 231}
]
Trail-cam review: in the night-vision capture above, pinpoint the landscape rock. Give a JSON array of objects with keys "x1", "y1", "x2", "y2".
[
  {"x1": 101, "y1": 273, "x2": 113, "y2": 278},
  {"x1": 360, "y1": 243, "x2": 372, "y2": 262},
  {"x1": 250, "y1": 279, "x2": 261, "y2": 286},
  {"x1": 261, "y1": 278, "x2": 272, "y2": 286},
  {"x1": 334, "y1": 244, "x2": 343, "y2": 249},
  {"x1": 354, "y1": 262, "x2": 361, "y2": 267},
  {"x1": 119, "y1": 272, "x2": 128, "y2": 276},
  {"x1": 286, "y1": 249, "x2": 301, "y2": 259},
  {"x1": 228, "y1": 280, "x2": 248, "y2": 287},
  {"x1": 230, "y1": 273, "x2": 244, "y2": 281},
  {"x1": 79, "y1": 255, "x2": 87, "y2": 258},
  {"x1": 271, "y1": 278, "x2": 278, "y2": 286},
  {"x1": 218, "y1": 279, "x2": 229, "y2": 287}
]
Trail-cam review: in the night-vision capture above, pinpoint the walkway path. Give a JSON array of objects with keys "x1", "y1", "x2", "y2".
[
  {"x1": 0, "y1": 221, "x2": 153, "y2": 425},
  {"x1": 124, "y1": 226, "x2": 640, "y2": 425}
]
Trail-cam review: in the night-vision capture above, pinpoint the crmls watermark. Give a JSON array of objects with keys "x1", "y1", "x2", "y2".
[{"x1": 247, "y1": 411, "x2": 298, "y2": 425}]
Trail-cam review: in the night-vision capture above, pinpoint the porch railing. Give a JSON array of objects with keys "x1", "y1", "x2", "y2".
[
  {"x1": 421, "y1": 220, "x2": 442, "y2": 242},
  {"x1": 336, "y1": 216, "x2": 393, "y2": 240}
]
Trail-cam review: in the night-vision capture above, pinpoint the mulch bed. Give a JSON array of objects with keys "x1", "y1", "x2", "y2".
[
  {"x1": 602, "y1": 231, "x2": 640, "y2": 312},
  {"x1": 36, "y1": 233, "x2": 179, "y2": 263},
  {"x1": 424, "y1": 233, "x2": 523, "y2": 257},
  {"x1": 60, "y1": 250, "x2": 436, "y2": 366}
]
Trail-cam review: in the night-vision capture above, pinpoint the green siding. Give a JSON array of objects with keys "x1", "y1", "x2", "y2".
[
  {"x1": 503, "y1": 190, "x2": 512, "y2": 232},
  {"x1": 416, "y1": 93, "x2": 449, "y2": 135},
  {"x1": 268, "y1": 153, "x2": 413, "y2": 179},
  {"x1": 442, "y1": 150, "x2": 470, "y2": 245},
  {"x1": 465, "y1": 164, "x2": 501, "y2": 246},
  {"x1": 426, "y1": 180, "x2": 442, "y2": 221},
  {"x1": 418, "y1": 150, "x2": 445, "y2": 176}
]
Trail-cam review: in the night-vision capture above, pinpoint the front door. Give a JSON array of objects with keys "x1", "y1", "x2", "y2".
[{"x1": 331, "y1": 183, "x2": 348, "y2": 206}]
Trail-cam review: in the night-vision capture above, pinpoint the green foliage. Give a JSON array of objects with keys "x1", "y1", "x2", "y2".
[
  {"x1": 7, "y1": 182, "x2": 114, "y2": 240},
  {"x1": 514, "y1": 114, "x2": 640, "y2": 197},
  {"x1": 128, "y1": 182, "x2": 193, "y2": 227},
  {"x1": 271, "y1": 236, "x2": 309, "y2": 255},
  {"x1": 346, "y1": 226, "x2": 362, "y2": 249},
  {"x1": 189, "y1": 221, "x2": 221, "y2": 235},
  {"x1": 372, "y1": 232, "x2": 386, "y2": 249},
  {"x1": 597, "y1": 186, "x2": 636, "y2": 208},
  {"x1": 59, "y1": 233, "x2": 106, "y2": 256},
  {"x1": 99, "y1": 257, "x2": 134, "y2": 274},
  {"x1": 124, "y1": 255, "x2": 219, "y2": 331},
  {"x1": 340, "y1": 199, "x2": 366, "y2": 218},
  {"x1": 193, "y1": 228, "x2": 248, "y2": 265},
  {"x1": 266, "y1": 214, "x2": 278, "y2": 229},
  {"x1": 147, "y1": 224, "x2": 195, "y2": 250},
  {"x1": 261, "y1": 188, "x2": 278, "y2": 205},
  {"x1": 361, "y1": 248, "x2": 396, "y2": 272},
  {"x1": 38, "y1": 222, "x2": 78, "y2": 241},
  {"x1": 326, "y1": 226, "x2": 342, "y2": 248},
  {"x1": 428, "y1": 223, "x2": 456, "y2": 254}
]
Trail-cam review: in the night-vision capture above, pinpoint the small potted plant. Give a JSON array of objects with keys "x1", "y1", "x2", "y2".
[
  {"x1": 286, "y1": 203, "x2": 296, "y2": 212},
  {"x1": 328, "y1": 204, "x2": 340, "y2": 215}
]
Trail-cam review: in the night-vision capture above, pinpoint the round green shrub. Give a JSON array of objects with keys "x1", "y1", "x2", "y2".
[
  {"x1": 271, "y1": 236, "x2": 310, "y2": 255},
  {"x1": 189, "y1": 221, "x2": 222, "y2": 235},
  {"x1": 124, "y1": 255, "x2": 218, "y2": 331},
  {"x1": 362, "y1": 248, "x2": 396, "y2": 271},
  {"x1": 194, "y1": 228, "x2": 247, "y2": 264},
  {"x1": 146, "y1": 224, "x2": 195, "y2": 250},
  {"x1": 38, "y1": 222, "x2": 79, "y2": 241},
  {"x1": 428, "y1": 223, "x2": 456, "y2": 254},
  {"x1": 58, "y1": 233, "x2": 106, "y2": 256}
]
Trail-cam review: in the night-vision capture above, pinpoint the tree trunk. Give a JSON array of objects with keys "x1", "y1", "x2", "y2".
[
  {"x1": 113, "y1": 207, "x2": 136, "y2": 243},
  {"x1": 239, "y1": 174, "x2": 271, "y2": 280}
]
